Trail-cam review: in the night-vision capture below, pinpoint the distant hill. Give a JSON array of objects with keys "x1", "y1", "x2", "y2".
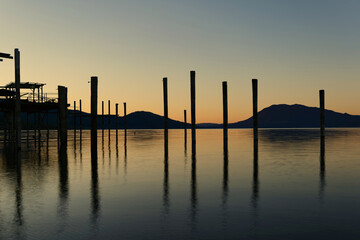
[
  {"x1": 229, "y1": 104, "x2": 360, "y2": 128},
  {"x1": 2, "y1": 104, "x2": 360, "y2": 129}
]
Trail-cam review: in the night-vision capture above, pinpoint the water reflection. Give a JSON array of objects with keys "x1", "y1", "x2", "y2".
[
  {"x1": 58, "y1": 142, "x2": 68, "y2": 218},
  {"x1": 163, "y1": 130, "x2": 169, "y2": 214},
  {"x1": 222, "y1": 136, "x2": 229, "y2": 207},
  {"x1": 190, "y1": 150, "x2": 197, "y2": 228},
  {"x1": 319, "y1": 136, "x2": 326, "y2": 201},
  {"x1": 14, "y1": 152, "x2": 23, "y2": 233},
  {"x1": 91, "y1": 136, "x2": 100, "y2": 229},
  {"x1": 124, "y1": 130, "x2": 127, "y2": 176},
  {"x1": 252, "y1": 139, "x2": 259, "y2": 209}
]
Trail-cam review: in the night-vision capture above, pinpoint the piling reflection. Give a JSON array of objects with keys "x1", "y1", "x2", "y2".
[
  {"x1": 91, "y1": 134, "x2": 100, "y2": 228},
  {"x1": 222, "y1": 142, "x2": 229, "y2": 207},
  {"x1": 116, "y1": 133, "x2": 119, "y2": 175},
  {"x1": 184, "y1": 128, "x2": 187, "y2": 154},
  {"x1": 319, "y1": 136, "x2": 326, "y2": 201},
  {"x1": 14, "y1": 152, "x2": 23, "y2": 228},
  {"x1": 190, "y1": 150, "x2": 197, "y2": 227},
  {"x1": 58, "y1": 142, "x2": 68, "y2": 218},
  {"x1": 252, "y1": 139, "x2": 259, "y2": 209},
  {"x1": 163, "y1": 130, "x2": 169, "y2": 214},
  {"x1": 124, "y1": 130, "x2": 127, "y2": 175}
]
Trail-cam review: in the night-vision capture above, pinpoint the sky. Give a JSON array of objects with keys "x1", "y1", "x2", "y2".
[{"x1": 1, "y1": 0, "x2": 360, "y2": 123}]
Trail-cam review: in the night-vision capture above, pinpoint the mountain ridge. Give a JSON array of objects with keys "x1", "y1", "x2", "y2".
[{"x1": 4, "y1": 104, "x2": 360, "y2": 129}]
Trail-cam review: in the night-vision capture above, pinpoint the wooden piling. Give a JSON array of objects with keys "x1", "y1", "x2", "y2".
[
  {"x1": 320, "y1": 90, "x2": 325, "y2": 138},
  {"x1": 73, "y1": 101, "x2": 76, "y2": 131},
  {"x1": 184, "y1": 109, "x2": 187, "y2": 152},
  {"x1": 163, "y1": 77, "x2": 168, "y2": 141},
  {"x1": 101, "y1": 101, "x2": 104, "y2": 130},
  {"x1": 252, "y1": 79, "x2": 258, "y2": 142},
  {"x1": 116, "y1": 103, "x2": 119, "y2": 142},
  {"x1": 222, "y1": 81, "x2": 228, "y2": 152},
  {"x1": 58, "y1": 86, "x2": 68, "y2": 145},
  {"x1": 79, "y1": 99, "x2": 82, "y2": 131},
  {"x1": 123, "y1": 102, "x2": 127, "y2": 131},
  {"x1": 14, "y1": 48, "x2": 21, "y2": 149},
  {"x1": 190, "y1": 71, "x2": 196, "y2": 154},
  {"x1": 91, "y1": 77, "x2": 98, "y2": 159},
  {"x1": 184, "y1": 110, "x2": 187, "y2": 130},
  {"x1": 108, "y1": 100, "x2": 111, "y2": 130}
]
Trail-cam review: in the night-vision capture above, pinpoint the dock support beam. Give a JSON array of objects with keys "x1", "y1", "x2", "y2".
[
  {"x1": 102, "y1": 101, "x2": 104, "y2": 130},
  {"x1": 116, "y1": 103, "x2": 119, "y2": 138},
  {"x1": 123, "y1": 102, "x2": 127, "y2": 131},
  {"x1": 58, "y1": 86, "x2": 68, "y2": 146},
  {"x1": 74, "y1": 101, "x2": 76, "y2": 131},
  {"x1": 191, "y1": 71, "x2": 196, "y2": 155},
  {"x1": 14, "y1": 48, "x2": 21, "y2": 149},
  {"x1": 163, "y1": 77, "x2": 168, "y2": 141},
  {"x1": 222, "y1": 81, "x2": 228, "y2": 152},
  {"x1": 79, "y1": 100, "x2": 82, "y2": 131},
  {"x1": 108, "y1": 100, "x2": 111, "y2": 130},
  {"x1": 252, "y1": 79, "x2": 258, "y2": 143},
  {"x1": 320, "y1": 90, "x2": 325, "y2": 138},
  {"x1": 91, "y1": 77, "x2": 98, "y2": 159}
]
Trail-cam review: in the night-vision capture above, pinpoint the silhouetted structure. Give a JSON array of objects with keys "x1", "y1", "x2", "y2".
[
  {"x1": 163, "y1": 78, "x2": 168, "y2": 131},
  {"x1": 320, "y1": 90, "x2": 325, "y2": 138},
  {"x1": 0, "y1": 49, "x2": 65, "y2": 150},
  {"x1": 108, "y1": 100, "x2": 111, "y2": 131},
  {"x1": 116, "y1": 103, "x2": 119, "y2": 138},
  {"x1": 190, "y1": 71, "x2": 196, "y2": 155},
  {"x1": 14, "y1": 49, "x2": 21, "y2": 149},
  {"x1": 184, "y1": 109, "x2": 187, "y2": 152},
  {"x1": 58, "y1": 86, "x2": 68, "y2": 146},
  {"x1": 123, "y1": 102, "x2": 127, "y2": 131},
  {"x1": 222, "y1": 81, "x2": 228, "y2": 151},
  {"x1": 252, "y1": 79, "x2": 258, "y2": 143},
  {"x1": 91, "y1": 77, "x2": 98, "y2": 160}
]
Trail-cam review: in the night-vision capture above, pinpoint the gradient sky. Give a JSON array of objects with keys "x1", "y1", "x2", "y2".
[{"x1": 1, "y1": 0, "x2": 360, "y2": 123}]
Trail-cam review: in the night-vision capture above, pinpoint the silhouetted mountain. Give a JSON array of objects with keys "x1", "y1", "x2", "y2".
[
  {"x1": 3, "y1": 104, "x2": 360, "y2": 130},
  {"x1": 230, "y1": 104, "x2": 360, "y2": 128}
]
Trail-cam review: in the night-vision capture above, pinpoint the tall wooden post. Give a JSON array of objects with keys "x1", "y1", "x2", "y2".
[
  {"x1": 184, "y1": 110, "x2": 187, "y2": 130},
  {"x1": 163, "y1": 77, "x2": 168, "y2": 141},
  {"x1": 58, "y1": 86, "x2": 68, "y2": 146},
  {"x1": 91, "y1": 77, "x2": 98, "y2": 159},
  {"x1": 123, "y1": 102, "x2": 127, "y2": 131},
  {"x1": 101, "y1": 101, "x2": 104, "y2": 130},
  {"x1": 116, "y1": 103, "x2": 119, "y2": 130},
  {"x1": 320, "y1": 90, "x2": 325, "y2": 138},
  {"x1": 184, "y1": 109, "x2": 187, "y2": 152},
  {"x1": 116, "y1": 103, "x2": 119, "y2": 140},
  {"x1": 14, "y1": 48, "x2": 21, "y2": 149},
  {"x1": 79, "y1": 99, "x2": 82, "y2": 131},
  {"x1": 222, "y1": 81, "x2": 228, "y2": 152},
  {"x1": 190, "y1": 71, "x2": 196, "y2": 154},
  {"x1": 108, "y1": 100, "x2": 111, "y2": 130},
  {"x1": 252, "y1": 79, "x2": 258, "y2": 142},
  {"x1": 73, "y1": 101, "x2": 76, "y2": 131}
]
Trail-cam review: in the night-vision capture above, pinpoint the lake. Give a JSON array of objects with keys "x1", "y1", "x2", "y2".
[{"x1": 0, "y1": 128, "x2": 359, "y2": 240}]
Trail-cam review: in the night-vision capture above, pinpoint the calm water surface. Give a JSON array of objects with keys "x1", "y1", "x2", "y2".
[{"x1": 0, "y1": 129, "x2": 360, "y2": 240}]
